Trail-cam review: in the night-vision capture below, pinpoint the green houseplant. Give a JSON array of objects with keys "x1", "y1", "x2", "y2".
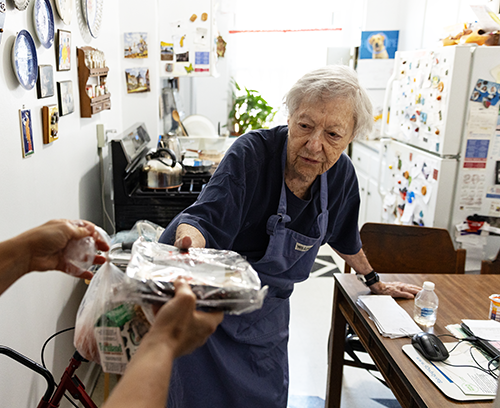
[{"x1": 228, "y1": 80, "x2": 277, "y2": 136}]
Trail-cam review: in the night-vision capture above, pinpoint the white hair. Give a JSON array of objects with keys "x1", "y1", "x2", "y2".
[{"x1": 284, "y1": 65, "x2": 373, "y2": 139}]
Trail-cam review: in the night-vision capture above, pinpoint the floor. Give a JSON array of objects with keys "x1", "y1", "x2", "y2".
[
  {"x1": 90, "y1": 244, "x2": 400, "y2": 408},
  {"x1": 287, "y1": 244, "x2": 400, "y2": 408}
]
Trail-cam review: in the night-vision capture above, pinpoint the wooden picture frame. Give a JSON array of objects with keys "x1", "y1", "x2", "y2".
[
  {"x1": 57, "y1": 29, "x2": 71, "y2": 71},
  {"x1": 19, "y1": 108, "x2": 34, "y2": 157}
]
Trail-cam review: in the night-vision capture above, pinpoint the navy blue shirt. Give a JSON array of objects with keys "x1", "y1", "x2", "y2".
[{"x1": 160, "y1": 126, "x2": 362, "y2": 262}]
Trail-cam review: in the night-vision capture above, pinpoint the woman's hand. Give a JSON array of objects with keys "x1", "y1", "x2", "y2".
[
  {"x1": 21, "y1": 219, "x2": 109, "y2": 279},
  {"x1": 369, "y1": 280, "x2": 421, "y2": 299},
  {"x1": 146, "y1": 278, "x2": 223, "y2": 358}
]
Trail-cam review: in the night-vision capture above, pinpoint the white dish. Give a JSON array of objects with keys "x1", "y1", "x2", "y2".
[
  {"x1": 14, "y1": 0, "x2": 29, "y2": 11},
  {"x1": 183, "y1": 114, "x2": 217, "y2": 137},
  {"x1": 83, "y1": 0, "x2": 103, "y2": 39},
  {"x1": 54, "y1": 0, "x2": 72, "y2": 25},
  {"x1": 33, "y1": 0, "x2": 55, "y2": 49},
  {"x1": 12, "y1": 30, "x2": 38, "y2": 90},
  {"x1": 178, "y1": 136, "x2": 228, "y2": 154}
]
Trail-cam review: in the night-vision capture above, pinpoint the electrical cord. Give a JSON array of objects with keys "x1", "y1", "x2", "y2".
[
  {"x1": 40, "y1": 327, "x2": 75, "y2": 369},
  {"x1": 434, "y1": 334, "x2": 499, "y2": 379}
]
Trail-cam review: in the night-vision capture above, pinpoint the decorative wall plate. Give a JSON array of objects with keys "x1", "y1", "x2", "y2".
[
  {"x1": 33, "y1": 0, "x2": 55, "y2": 48},
  {"x1": 54, "y1": 0, "x2": 72, "y2": 25},
  {"x1": 14, "y1": 0, "x2": 30, "y2": 11},
  {"x1": 12, "y1": 30, "x2": 38, "y2": 90},
  {"x1": 83, "y1": 0, "x2": 103, "y2": 38}
]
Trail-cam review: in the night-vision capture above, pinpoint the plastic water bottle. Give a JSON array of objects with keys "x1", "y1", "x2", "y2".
[{"x1": 413, "y1": 281, "x2": 439, "y2": 327}]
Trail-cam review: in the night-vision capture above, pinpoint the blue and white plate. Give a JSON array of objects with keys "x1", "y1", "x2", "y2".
[
  {"x1": 33, "y1": 0, "x2": 54, "y2": 48},
  {"x1": 12, "y1": 30, "x2": 38, "y2": 90}
]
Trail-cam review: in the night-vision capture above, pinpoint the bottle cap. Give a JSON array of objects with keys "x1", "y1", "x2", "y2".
[{"x1": 423, "y1": 281, "x2": 435, "y2": 290}]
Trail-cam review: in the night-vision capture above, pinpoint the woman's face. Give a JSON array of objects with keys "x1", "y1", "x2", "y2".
[{"x1": 286, "y1": 96, "x2": 355, "y2": 183}]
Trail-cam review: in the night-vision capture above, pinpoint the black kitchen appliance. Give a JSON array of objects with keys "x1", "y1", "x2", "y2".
[{"x1": 110, "y1": 123, "x2": 211, "y2": 232}]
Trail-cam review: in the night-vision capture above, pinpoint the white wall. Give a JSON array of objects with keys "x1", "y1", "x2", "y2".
[
  {"x1": 0, "y1": 1, "x2": 123, "y2": 406},
  {"x1": 118, "y1": 0, "x2": 160, "y2": 141}
]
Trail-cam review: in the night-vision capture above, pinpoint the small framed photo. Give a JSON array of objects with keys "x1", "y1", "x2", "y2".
[
  {"x1": 125, "y1": 67, "x2": 150, "y2": 93},
  {"x1": 37, "y1": 65, "x2": 54, "y2": 99},
  {"x1": 57, "y1": 29, "x2": 71, "y2": 71},
  {"x1": 57, "y1": 80, "x2": 75, "y2": 116},
  {"x1": 19, "y1": 108, "x2": 34, "y2": 157},
  {"x1": 124, "y1": 32, "x2": 148, "y2": 58}
]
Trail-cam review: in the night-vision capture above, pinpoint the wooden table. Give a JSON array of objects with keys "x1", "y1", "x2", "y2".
[{"x1": 325, "y1": 273, "x2": 500, "y2": 408}]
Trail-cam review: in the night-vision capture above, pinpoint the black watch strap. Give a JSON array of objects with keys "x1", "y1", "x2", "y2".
[{"x1": 357, "y1": 270, "x2": 379, "y2": 287}]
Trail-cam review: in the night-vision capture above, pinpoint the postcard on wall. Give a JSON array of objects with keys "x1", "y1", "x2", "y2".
[
  {"x1": 176, "y1": 51, "x2": 189, "y2": 62},
  {"x1": 57, "y1": 80, "x2": 75, "y2": 116},
  {"x1": 37, "y1": 65, "x2": 54, "y2": 99},
  {"x1": 359, "y1": 30, "x2": 399, "y2": 60},
  {"x1": 160, "y1": 41, "x2": 174, "y2": 61},
  {"x1": 124, "y1": 32, "x2": 148, "y2": 58},
  {"x1": 57, "y1": 29, "x2": 71, "y2": 71},
  {"x1": 19, "y1": 108, "x2": 34, "y2": 158},
  {"x1": 125, "y1": 67, "x2": 150, "y2": 93}
]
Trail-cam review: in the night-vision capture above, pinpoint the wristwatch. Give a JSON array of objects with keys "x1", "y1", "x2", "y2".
[{"x1": 357, "y1": 270, "x2": 380, "y2": 287}]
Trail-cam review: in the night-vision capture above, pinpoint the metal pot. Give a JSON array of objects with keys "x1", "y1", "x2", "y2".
[
  {"x1": 140, "y1": 148, "x2": 184, "y2": 189},
  {"x1": 182, "y1": 158, "x2": 214, "y2": 174},
  {"x1": 158, "y1": 132, "x2": 183, "y2": 161}
]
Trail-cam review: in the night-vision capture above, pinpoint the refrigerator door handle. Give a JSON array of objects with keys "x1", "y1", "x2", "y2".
[
  {"x1": 378, "y1": 138, "x2": 391, "y2": 199},
  {"x1": 380, "y1": 52, "x2": 399, "y2": 137}
]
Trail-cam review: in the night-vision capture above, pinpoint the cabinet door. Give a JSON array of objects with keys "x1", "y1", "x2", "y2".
[
  {"x1": 357, "y1": 171, "x2": 369, "y2": 227},
  {"x1": 365, "y1": 177, "x2": 382, "y2": 224}
]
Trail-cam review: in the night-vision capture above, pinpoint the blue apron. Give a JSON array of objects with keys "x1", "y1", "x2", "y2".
[{"x1": 167, "y1": 142, "x2": 329, "y2": 408}]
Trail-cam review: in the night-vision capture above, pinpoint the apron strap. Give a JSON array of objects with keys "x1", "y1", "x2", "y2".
[{"x1": 266, "y1": 213, "x2": 291, "y2": 236}]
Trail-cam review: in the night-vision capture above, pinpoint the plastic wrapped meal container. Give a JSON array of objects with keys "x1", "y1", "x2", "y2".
[{"x1": 115, "y1": 238, "x2": 268, "y2": 319}]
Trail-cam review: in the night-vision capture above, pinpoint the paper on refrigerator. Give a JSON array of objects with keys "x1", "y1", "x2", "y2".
[{"x1": 357, "y1": 295, "x2": 421, "y2": 338}]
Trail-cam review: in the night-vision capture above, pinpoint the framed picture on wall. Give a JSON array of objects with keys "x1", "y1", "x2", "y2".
[
  {"x1": 57, "y1": 29, "x2": 71, "y2": 71},
  {"x1": 37, "y1": 65, "x2": 54, "y2": 99},
  {"x1": 124, "y1": 32, "x2": 148, "y2": 58},
  {"x1": 57, "y1": 80, "x2": 74, "y2": 116},
  {"x1": 359, "y1": 30, "x2": 399, "y2": 60},
  {"x1": 125, "y1": 67, "x2": 150, "y2": 93},
  {"x1": 19, "y1": 108, "x2": 34, "y2": 158}
]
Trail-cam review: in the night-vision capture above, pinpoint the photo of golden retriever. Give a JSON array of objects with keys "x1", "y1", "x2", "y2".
[{"x1": 368, "y1": 33, "x2": 389, "y2": 59}]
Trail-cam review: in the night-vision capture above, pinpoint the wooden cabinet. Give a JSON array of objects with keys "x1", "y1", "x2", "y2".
[
  {"x1": 77, "y1": 47, "x2": 111, "y2": 118},
  {"x1": 351, "y1": 140, "x2": 384, "y2": 227}
]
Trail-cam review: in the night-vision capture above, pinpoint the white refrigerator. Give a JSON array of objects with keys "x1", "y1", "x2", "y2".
[{"x1": 379, "y1": 45, "x2": 500, "y2": 261}]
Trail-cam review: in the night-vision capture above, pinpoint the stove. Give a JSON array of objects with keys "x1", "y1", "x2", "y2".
[{"x1": 110, "y1": 130, "x2": 211, "y2": 232}]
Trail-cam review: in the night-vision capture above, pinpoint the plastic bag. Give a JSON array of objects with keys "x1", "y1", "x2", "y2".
[
  {"x1": 63, "y1": 224, "x2": 110, "y2": 278},
  {"x1": 115, "y1": 238, "x2": 268, "y2": 318},
  {"x1": 74, "y1": 259, "x2": 151, "y2": 374}
]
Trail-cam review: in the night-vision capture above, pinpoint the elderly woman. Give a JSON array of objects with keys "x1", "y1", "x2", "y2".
[{"x1": 159, "y1": 65, "x2": 420, "y2": 408}]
